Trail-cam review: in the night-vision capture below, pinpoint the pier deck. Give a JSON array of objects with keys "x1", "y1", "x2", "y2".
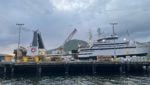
[{"x1": 0, "y1": 61, "x2": 150, "y2": 77}]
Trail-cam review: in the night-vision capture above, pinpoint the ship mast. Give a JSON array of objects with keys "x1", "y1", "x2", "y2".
[
  {"x1": 110, "y1": 23, "x2": 118, "y2": 58},
  {"x1": 88, "y1": 29, "x2": 93, "y2": 47},
  {"x1": 97, "y1": 27, "x2": 102, "y2": 38},
  {"x1": 110, "y1": 23, "x2": 118, "y2": 36}
]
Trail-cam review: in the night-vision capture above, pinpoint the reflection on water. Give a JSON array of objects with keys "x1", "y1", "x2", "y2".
[{"x1": 1, "y1": 75, "x2": 150, "y2": 85}]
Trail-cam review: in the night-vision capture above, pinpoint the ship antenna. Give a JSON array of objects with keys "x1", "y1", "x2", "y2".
[
  {"x1": 110, "y1": 23, "x2": 118, "y2": 36},
  {"x1": 88, "y1": 29, "x2": 93, "y2": 47},
  {"x1": 97, "y1": 27, "x2": 102, "y2": 38},
  {"x1": 127, "y1": 30, "x2": 130, "y2": 37}
]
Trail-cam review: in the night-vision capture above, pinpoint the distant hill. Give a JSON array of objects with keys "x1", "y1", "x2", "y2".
[
  {"x1": 64, "y1": 39, "x2": 89, "y2": 52},
  {"x1": 47, "y1": 39, "x2": 89, "y2": 54}
]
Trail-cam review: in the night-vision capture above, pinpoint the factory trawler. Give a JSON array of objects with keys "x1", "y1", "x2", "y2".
[{"x1": 78, "y1": 23, "x2": 150, "y2": 60}]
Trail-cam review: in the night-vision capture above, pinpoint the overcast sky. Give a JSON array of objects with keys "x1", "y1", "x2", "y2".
[{"x1": 0, "y1": 0, "x2": 150, "y2": 54}]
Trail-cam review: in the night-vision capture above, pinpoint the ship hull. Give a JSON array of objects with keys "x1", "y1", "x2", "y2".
[{"x1": 78, "y1": 46, "x2": 150, "y2": 58}]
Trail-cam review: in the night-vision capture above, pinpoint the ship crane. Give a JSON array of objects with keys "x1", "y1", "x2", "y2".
[
  {"x1": 57, "y1": 28, "x2": 77, "y2": 54},
  {"x1": 64, "y1": 28, "x2": 77, "y2": 46}
]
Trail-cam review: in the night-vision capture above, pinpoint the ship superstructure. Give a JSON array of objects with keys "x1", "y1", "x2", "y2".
[
  {"x1": 27, "y1": 30, "x2": 46, "y2": 56},
  {"x1": 78, "y1": 24, "x2": 150, "y2": 59}
]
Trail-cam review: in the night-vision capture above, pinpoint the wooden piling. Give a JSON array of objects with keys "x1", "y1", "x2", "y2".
[
  {"x1": 0, "y1": 61, "x2": 149, "y2": 76},
  {"x1": 3, "y1": 66, "x2": 6, "y2": 78},
  {"x1": 11, "y1": 66, "x2": 14, "y2": 77},
  {"x1": 119, "y1": 65, "x2": 123, "y2": 74},
  {"x1": 65, "y1": 63, "x2": 69, "y2": 75},
  {"x1": 37, "y1": 65, "x2": 42, "y2": 77},
  {"x1": 92, "y1": 62, "x2": 96, "y2": 75}
]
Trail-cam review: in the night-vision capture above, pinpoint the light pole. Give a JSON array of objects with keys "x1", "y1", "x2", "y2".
[
  {"x1": 16, "y1": 23, "x2": 24, "y2": 59},
  {"x1": 16, "y1": 24, "x2": 24, "y2": 49}
]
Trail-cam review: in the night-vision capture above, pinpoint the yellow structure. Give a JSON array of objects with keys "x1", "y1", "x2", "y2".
[
  {"x1": 23, "y1": 56, "x2": 28, "y2": 63},
  {"x1": 34, "y1": 56, "x2": 40, "y2": 62}
]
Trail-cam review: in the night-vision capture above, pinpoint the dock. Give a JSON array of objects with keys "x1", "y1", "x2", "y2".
[{"x1": 0, "y1": 61, "x2": 150, "y2": 77}]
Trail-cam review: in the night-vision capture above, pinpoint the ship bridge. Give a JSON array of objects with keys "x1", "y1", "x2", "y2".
[{"x1": 97, "y1": 35, "x2": 119, "y2": 42}]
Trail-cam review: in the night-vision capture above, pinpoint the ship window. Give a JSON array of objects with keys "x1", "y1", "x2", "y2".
[
  {"x1": 102, "y1": 39, "x2": 105, "y2": 42},
  {"x1": 123, "y1": 38, "x2": 127, "y2": 41}
]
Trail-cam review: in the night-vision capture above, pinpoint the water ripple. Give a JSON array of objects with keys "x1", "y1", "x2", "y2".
[{"x1": 0, "y1": 75, "x2": 150, "y2": 85}]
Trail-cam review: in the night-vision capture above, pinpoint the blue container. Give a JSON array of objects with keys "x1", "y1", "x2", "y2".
[{"x1": 0, "y1": 54, "x2": 5, "y2": 62}]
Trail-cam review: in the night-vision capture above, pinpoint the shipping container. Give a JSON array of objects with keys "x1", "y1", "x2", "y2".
[
  {"x1": 0, "y1": 54, "x2": 5, "y2": 62},
  {"x1": 4, "y1": 55, "x2": 13, "y2": 62}
]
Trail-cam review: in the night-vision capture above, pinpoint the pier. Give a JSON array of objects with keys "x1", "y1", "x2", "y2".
[{"x1": 0, "y1": 61, "x2": 150, "y2": 77}]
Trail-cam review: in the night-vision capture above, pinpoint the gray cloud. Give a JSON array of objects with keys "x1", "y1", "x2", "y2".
[{"x1": 0, "y1": 0, "x2": 150, "y2": 54}]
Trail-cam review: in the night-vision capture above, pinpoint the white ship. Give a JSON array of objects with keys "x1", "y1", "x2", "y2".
[{"x1": 78, "y1": 23, "x2": 150, "y2": 59}]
